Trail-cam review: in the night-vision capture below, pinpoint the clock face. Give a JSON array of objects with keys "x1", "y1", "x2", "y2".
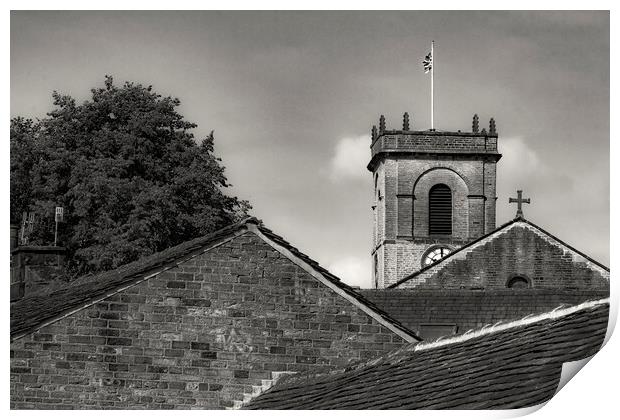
[{"x1": 423, "y1": 246, "x2": 452, "y2": 267}]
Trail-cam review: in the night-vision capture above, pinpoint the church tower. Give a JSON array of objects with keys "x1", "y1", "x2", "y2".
[{"x1": 369, "y1": 113, "x2": 501, "y2": 288}]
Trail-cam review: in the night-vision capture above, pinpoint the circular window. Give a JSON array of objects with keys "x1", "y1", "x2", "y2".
[
  {"x1": 422, "y1": 246, "x2": 452, "y2": 267},
  {"x1": 507, "y1": 276, "x2": 530, "y2": 289}
]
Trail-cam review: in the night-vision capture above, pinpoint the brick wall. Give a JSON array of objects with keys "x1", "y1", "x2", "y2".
[
  {"x1": 412, "y1": 167, "x2": 470, "y2": 239},
  {"x1": 382, "y1": 239, "x2": 469, "y2": 289},
  {"x1": 483, "y1": 163, "x2": 497, "y2": 232},
  {"x1": 10, "y1": 233, "x2": 406, "y2": 409},
  {"x1": 373, "y1": 155, "x2": 499, "y2": 288},
  {"x1": 398, "y1": 224, "x2": 610, "y2": 290},
  {"x1": 370, "y1": 131, "x2": 498, "y2": 157},
  {"x1": 369, "y1": 129, "x2": 500, "y2": 288},
  {"x1": 362, "y1": 289, "x2": 609, "y2": 338},
  {"x1": 400, "y1": 158, "x2": 498, "y2": 241}
]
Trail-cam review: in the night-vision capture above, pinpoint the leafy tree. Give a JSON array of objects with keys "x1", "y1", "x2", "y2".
[
  {"x1": 10, "y1": 117, "x2": 39, "y2": 225},
  {"x1": 10, "y1": 76, "x2": 250, "y2": 276}
]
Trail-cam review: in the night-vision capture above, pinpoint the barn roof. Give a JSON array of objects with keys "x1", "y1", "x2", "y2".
[
  {"x1": 244, "y1": 298, "x2": 609, "y2": 410},
  {"x1": 389, "y1": 217, "x2": 609, "y2": 289},
  {"x1": 10, "y1": 217, "x2": 419, "y2": 342}
]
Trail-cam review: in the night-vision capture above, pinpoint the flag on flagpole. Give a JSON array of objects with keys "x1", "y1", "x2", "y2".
[
  {"x1": 423, "y1": 51, "x2": 432, "y2": 73},
  {"x1": 424, "y1": 41, "x2": 435, "y2": 129}
]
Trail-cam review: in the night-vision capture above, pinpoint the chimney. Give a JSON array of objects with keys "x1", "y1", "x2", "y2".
[
  {"x1": 10, "y1": 224, "x2": 18, "y2": 250},
  {"x1": 10, "y1": 245, "x2": 67, "y2": 301}
]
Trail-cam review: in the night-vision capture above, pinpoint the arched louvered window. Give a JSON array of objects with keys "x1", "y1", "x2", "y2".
[{"x1": 429, "y1": 184, "x2": 452, "y2": 235}]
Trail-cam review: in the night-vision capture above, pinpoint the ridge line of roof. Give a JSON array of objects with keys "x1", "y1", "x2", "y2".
[
  {"x1": 247, "y1": 224, "x2": 421, "y2": 342},
  {"x1": 249, "y1": 297, "x2": 610, "y2": 398},
  {"x1": 11, "y1": 215, "x2": 420, "y2": 343},
  {"x1": 389, "y1": 217, "x2": 609, "y2": 289},
  {"x1": 412, "y1": 297, "x2": 609, "y2": 352},
  {"x1": 519, "y1": 219, "x2": 609, "y2": 272},
  {"x1": 11, "y1": 224, "x2": 251, "y2": 340}
]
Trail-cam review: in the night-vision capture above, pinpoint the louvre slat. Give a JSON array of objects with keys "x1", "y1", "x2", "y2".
[{"x1": 429, "y1": 184, "x2": 452, "y2": 235}]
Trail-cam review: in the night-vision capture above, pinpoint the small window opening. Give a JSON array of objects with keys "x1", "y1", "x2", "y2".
[{"x1": 507, "y1": 276, "x2": 529, "y2": 289}]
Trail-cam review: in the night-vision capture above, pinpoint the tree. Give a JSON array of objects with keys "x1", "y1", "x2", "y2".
[
  {"x1": 10, "y1": 117, "x2": 39, "y2": 225},
  {"x1": 10, "y1": 76, "x2": 250, "y2": 276}
]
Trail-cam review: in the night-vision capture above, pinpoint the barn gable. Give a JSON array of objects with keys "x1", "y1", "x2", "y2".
[
  {"x1": 390, "y1": 217, "x2": 609, "y2": 290},
  {"x1": 10, "y1": 218, "x2": 417, "y2": 409}
]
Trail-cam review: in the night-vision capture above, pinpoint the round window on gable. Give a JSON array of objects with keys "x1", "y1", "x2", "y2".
[{"x1": 507, "y1": 276, "x2": 530, "y2": 289}]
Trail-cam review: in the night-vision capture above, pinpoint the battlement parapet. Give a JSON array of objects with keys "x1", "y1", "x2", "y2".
[{"x1": 368, "y1": 113, "x2": 501, "y2": 171}]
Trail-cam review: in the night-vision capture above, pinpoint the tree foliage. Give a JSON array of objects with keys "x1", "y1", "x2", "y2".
[{"x1": 10, "y1": 76, "x2": 250, "y2": 276}]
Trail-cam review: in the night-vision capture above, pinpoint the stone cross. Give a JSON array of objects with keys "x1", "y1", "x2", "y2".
[{"x1": 509, "y1": 190, "x2": 531, "y2": 218}]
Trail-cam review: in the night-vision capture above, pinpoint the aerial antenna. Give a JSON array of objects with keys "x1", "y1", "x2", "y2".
[
  {"x1": 54, "y1": 207, "x2": 64, "y2": 246},
  {"x1": 19, "y1": 212, "x2": 35, "y2": 246}
]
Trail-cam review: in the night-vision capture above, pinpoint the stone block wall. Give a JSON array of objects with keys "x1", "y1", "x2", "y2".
[
  {"x1": 379, "y1": 238, "x2": 471, "y2": 289},
  {"x1": 397, "y1": 224, "x2": 610, "y2": 290},
  {"x1": 411, "y1": 167, "x2": 470, "y2": 239},
  {"x1": 370, "y1": 132, "x2": 498, "y2": 157},
  {"x1": 10, "y1": 233, "x2": 406, "y2": 409},
  {"x1": 483, "y1": 163, "x2": 498, "y2": 232},
  {"x1": 396, "y1": 158, "x2": 498, "y2": 241},
  {"x1": 369, "y1": 129, "x2": 500, "y2": 288},
  {"x1": 11, "y1": 246, "x2": 69, "y2": 301}
]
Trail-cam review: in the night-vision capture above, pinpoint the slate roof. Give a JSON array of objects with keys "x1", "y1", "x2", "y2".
[
  {"x1": 10, "y1": 217, "x2": 418, "y2": 342},
  {"x1": 244, "y1": 298, "x2": 609, "y2": 410},
  {"x1": 361, "y1": 288, "x2": 610, "y2": 339},
  {"x1": 389, "y1": 216, "x2": 610, "y2": 289}
]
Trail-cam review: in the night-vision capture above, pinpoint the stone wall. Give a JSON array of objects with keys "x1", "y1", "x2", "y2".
[
  {"x1": 411, "y1": 167, "x2": 470, "y2": 239},
  {"x1": 393, "y1": 157, "x2": 497, "y2": 242},
  {"x1": 373, "y1": 154, "x2": 500, "y2": 288},
  {"x1": 10, "y1": 233, "x2": 406, "y2": 409},
  {"x1": 370, "y1": 131, "x2": 498, "y2": 157},
  {"x1": 368, "y1": 127, "x2": 500, "y2": 288},
  {"x1": 11, "y1": 246, "x2": 68, "y2": 301},
  {"x1": 396, "y1": 224, "x2": 610, "y2": 290}
]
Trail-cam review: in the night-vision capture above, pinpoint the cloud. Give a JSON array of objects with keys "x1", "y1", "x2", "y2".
[
  {"x1": 497, "y1": 136, "x2": 574, "y2": 205},
  {"x1": 328, "y1": 256, "x2": 371, "y2": 288},
  {"x1": 328, "y1": 135, "x2": 370, "y2": 182},
  {"x1": 496, "y1": 137, "x2": 549, "y2": 221},
  {"x1": 498, "y1": 137, "x2": 544, "y2": 177}
]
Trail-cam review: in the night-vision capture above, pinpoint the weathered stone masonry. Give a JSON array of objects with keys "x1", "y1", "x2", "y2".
[
  {"x1": 394, "y1": 220, "x2": 610, "y2": 290},
  {"x1": 369, "y1": 115, "x2": 502, "y2": 288},
  {"x1": 10, "y1": 231, "x2": 410, "y2": 409}
]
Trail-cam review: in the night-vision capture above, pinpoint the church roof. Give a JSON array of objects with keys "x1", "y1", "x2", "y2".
[
  {"x1": 10, "y1": 217, "x2": 419, "y2": 342},
  {"x1": 243, "y1": 298, "x2": 609, "y2": 410},
  {"x1": 361, "y1": 288, "x2": 609, "y2": 340},
  {"x1": 389, "y1": 217, "x2": 609, "y2": 289}
]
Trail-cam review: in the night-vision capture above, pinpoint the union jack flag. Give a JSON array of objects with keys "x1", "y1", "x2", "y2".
[{"x1": 423, "y1": 51, "x2": 432, "y2": 73}]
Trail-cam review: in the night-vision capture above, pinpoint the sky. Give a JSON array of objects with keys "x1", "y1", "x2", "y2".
[{"x1": 10, "y1": 11, "x2": 609, "y2": 288}]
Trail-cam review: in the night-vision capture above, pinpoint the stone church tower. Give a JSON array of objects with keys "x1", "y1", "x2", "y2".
[{"x1": 369, "y1": 113, "x2": 502, "y2": 288}]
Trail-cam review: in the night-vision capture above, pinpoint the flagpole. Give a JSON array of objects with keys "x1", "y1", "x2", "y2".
[{"x1": 431, "y1": 40, "x2": 434, "y2": 130}]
